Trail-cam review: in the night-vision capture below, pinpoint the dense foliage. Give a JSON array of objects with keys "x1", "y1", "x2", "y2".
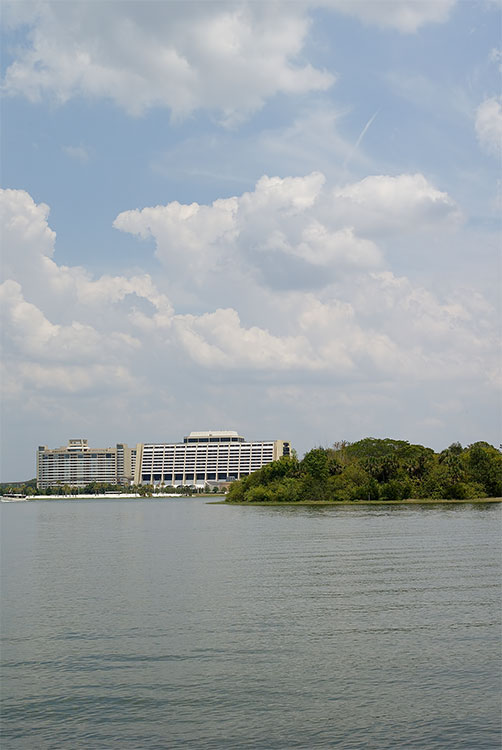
[{"x1": 226, "y1": 439, "x2": 502, "y2": 503}]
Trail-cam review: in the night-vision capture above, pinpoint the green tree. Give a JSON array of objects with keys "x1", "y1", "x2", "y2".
[
  {"x1": 301, "y1": 448, "x2": 329, "y2": 481},
  {"x1": 246, "y1": 485, "x2": 274, "y2": 502},
  {"x1": 345, "y1": 437, "x2": 409, "y2": 460},
  {"x1": 439, "y1": 445, "x2": 464, "y2": 484},
  {"x1": 363, "y1": 455, "x2": 399, "y2": 483},
  {"x1": 326, "y1": 463, "x2": 372, "y2": 502},
  {"x1": 138, "y1": 484, "x2": 153, "y2": 497},
  {"x1": 380, "y1": 479, "x2": 411, "y2": 501},
  {"x1": 464, "y1": 442, "x2": 502, "y2": 496}
]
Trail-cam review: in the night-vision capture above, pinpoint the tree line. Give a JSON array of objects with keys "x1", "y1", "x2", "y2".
[{"x1": 226, "y1": 439, "x2": 502, "y2": 503}]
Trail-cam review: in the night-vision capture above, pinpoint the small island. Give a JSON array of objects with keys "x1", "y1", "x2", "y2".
[{"x1": 225, "y1": 438, "x2": 502, "y2": 504}]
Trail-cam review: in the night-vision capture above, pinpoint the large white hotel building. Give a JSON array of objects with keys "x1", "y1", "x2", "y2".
[
  {"x1": 134, "y1": 431, "x2": 291, "y2": 487},
  {"x1": 36, "y1": 439, "x2": 136, "y2": 490},
  {"x1": 36, "y1": 432, "x2": 291, "y2": 489}
]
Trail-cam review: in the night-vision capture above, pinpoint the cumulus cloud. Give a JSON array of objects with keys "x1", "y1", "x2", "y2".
[
  {"x1": 115, "y1": 171, "x2": 460, "y2": 292},
  {"x1": 0, "y1": 278, "x2": 140, "y2": 395},
  {"x1": 0, "y1": 188, "x2": 174, "y2": 322},
  {"x1": 354, "y1": 271, "x2": 495, "y2": 361},
  {"x1": 174, "y1": 308, "x2": 315, "y2": 371},
  {"x1": 323, "y1": 0, "x2": 456, "y2": 33},
  {"x1": 0, "y1": 280, "x2": 140, "y2": 363},
  {"x1": 3, "y1": 185, "x2": 490, "y2": 388},
  {"x1": 114, "y1": 171, "x2": 383, "y2": 292},
  {"x1": 2, "y1": 2, "x2": 333, "y2": 121},
  {"x1": 179, "y1": 299, "x2": 391, "y2": 377},
  {"x1": 165, "y1": 273, "x2": 497, "y2": 388},
  {"x1": 0, "y1": 188, "x2": 172, "y2": 396},
  {"x1": 475, "y1": 96, "x2": 502, "y2": 156},
  {"x1": 1, "y1": 0, "x2": 459, "y2": 121},
  {"x1": 332, "y1": 173, "x2": 461, "y2": 235},
  {"x1": 1, "y1": 188, "x2": 56, "y2": 266}
]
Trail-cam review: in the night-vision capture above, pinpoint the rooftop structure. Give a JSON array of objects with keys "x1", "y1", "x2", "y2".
[{"x1": 184, "y1": 430, "x2": 245, "y2": 444}]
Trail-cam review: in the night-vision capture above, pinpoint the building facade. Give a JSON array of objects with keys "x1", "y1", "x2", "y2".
[
  {"x1": 36, "y1": 439, "x2": 136, "y2": 489},
  {"x1": 134, "y1": 431, "x2": 291, "y2": 487}
]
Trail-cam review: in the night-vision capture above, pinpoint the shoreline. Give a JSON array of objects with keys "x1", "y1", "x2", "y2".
[
  {"x1": 0, "y1": 493, "x2": 224, "y2": 502},
  {"x1": 2, "y1": 495, "x2": 499, "y2": 506},
  {"x1": 217, "y1": 497, "x2": 502, "y2": 506}
]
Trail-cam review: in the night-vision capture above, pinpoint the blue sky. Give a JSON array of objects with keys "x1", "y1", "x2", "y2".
[{"x1": 1, "y1": 0, "x2": 501, "y2": 480}]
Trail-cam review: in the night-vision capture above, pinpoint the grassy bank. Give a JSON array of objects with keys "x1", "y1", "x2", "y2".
[{"x1": 217, "y1": 497, "x2": 502, "y2": 506}]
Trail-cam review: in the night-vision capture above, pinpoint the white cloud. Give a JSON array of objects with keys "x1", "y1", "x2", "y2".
[
  {"x1": 323, "y1": 0, "x2": 456, "y2": 33},
  {"x1": 332, "y1": 173, "x2": 461, "y2": 234},
  {"x1": 166, "y1": 271, "x2": 498, "y2": 387},
  {"x1": 1, "y1": 188, "x2": 56, "y2": 266},
  {"x1": 285, "y1": 224, "x2": 380, "y2": 267},
  {"x1": 173, "y1": 297, "x2": 400, "y2": 377},
  {"x1": 2, "y1": 2, "x2": 333, "y2": 121},
  {"x1": 0, "y1": 280, "x2": 140, "y2": 363},
  {"x1": 1, "y1": 0, "x2": 458, "y2": 123},
  {"x1": 0, "y1": 188, "x2": 174, "y2": 322},
  {"x1": 115, "y1": 171, "x2": 384, "y2": 295},
  {"x1": 174, "y1": 308, "x2": 315, "y2": 371},
  {"x1": 475, "y1": 96, "x2": 502, "y2": 156},
  {"x1": 113, "y1": 196, "x2": 239, "y2": 283},
  {"x1": 0, "y1": 188, "x2": 173, "y2": 399},
  {"x1": 356, "y1": 271, "x2": 494, "y2": 354},
  {"x1": 3, "y1": 185, "x2": 489, "y2": 394},
  {"x1": 115, "y1": 171, "x2": 459, "y2": 294},
  {"x1": 0, "y1": 279, "x2": 140, "y2": 396}
]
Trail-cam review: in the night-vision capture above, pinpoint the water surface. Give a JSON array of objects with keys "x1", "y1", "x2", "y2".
[{"x1": 1, "y1": 498, "x2": 500, "y2": 749}]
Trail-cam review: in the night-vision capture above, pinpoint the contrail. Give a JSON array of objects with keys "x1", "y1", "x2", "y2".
[{"x1": 343, "y1": 109, "x2": 379, "y2": 170}]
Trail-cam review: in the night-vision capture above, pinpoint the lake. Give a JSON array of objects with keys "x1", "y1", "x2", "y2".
[{"x1": 1, "y1": 498, "x2": 500, "y2": 749}]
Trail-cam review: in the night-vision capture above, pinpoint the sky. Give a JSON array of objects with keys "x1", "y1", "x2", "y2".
[{"x1": 1, "y1": 0, "x2": 501, "y2": 480}]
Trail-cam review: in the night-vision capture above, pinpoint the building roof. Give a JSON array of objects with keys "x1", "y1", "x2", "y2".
[{"x1": 186, "y1": 431, "x2": 242, "y2": 438}]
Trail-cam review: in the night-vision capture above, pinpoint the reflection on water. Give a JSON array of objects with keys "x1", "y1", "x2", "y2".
[{"x1": 1, "y1": 498, "x2": 501, "y2": 749}]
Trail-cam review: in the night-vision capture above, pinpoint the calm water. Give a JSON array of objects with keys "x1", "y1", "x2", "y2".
[{"x1": 1, "y1": 498, "x2": 501, "y2": 749}]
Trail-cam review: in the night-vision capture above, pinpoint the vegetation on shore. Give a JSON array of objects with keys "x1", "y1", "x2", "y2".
[{"x1": 226, "y1": 439, "x2": 502, "y2": 504}]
